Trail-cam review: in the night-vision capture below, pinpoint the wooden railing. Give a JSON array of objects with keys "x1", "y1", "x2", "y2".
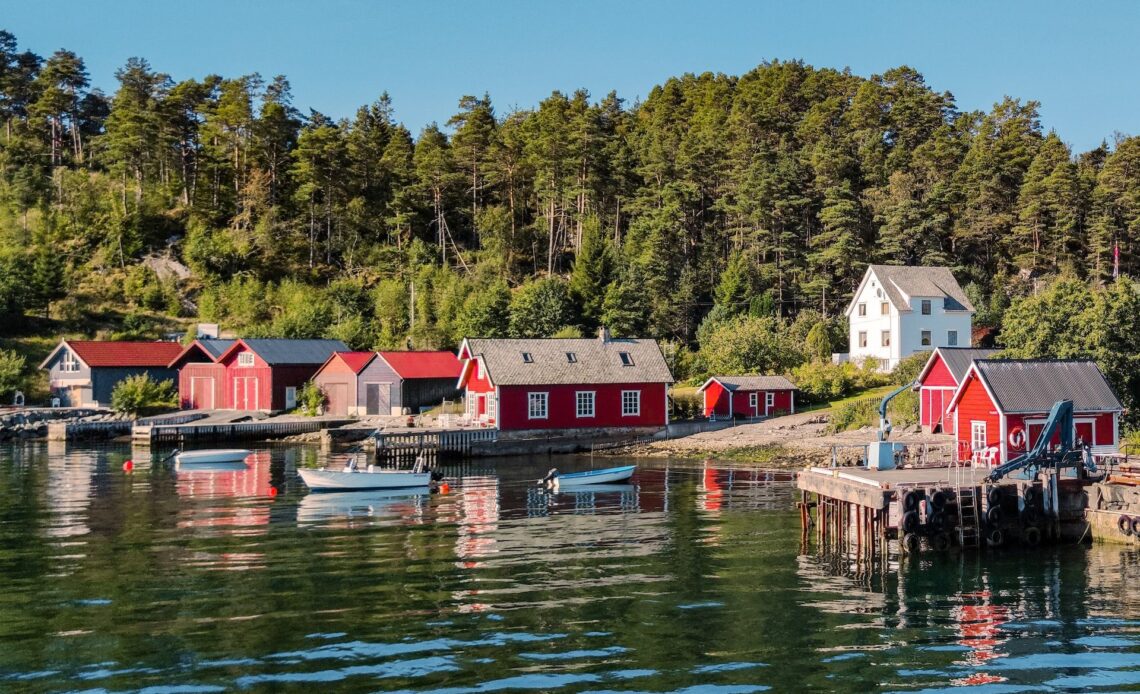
[{"x1": 138, "y1": 418, "x2": 354, "y2": 445}]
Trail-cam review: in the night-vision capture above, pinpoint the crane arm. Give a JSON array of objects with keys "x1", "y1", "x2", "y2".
[{"x1": 878, "y1": 380, "x2": 917, "y2": 442}]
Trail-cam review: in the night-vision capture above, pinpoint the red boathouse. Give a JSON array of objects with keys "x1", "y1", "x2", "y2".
[
  {"x1": 697, "y1": 376, "x2": 796, "y2": 419},
  {"x1": 913, "y1": 347, "x2": 997, "y2": 434},
  {"x1": 168, "y1": 338, "x2": 236, "y2": 410},
  {"x1": 456, "y1": 330, "x2": 674, "y2": 434},
  {"x1": 947, "y1": 359, "x2": 1122, "y2": 465},
  {"x1": 209, "y1": 338, "x2": 348, "y2": 412}
]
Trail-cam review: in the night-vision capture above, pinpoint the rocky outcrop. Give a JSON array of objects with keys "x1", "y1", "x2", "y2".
[{"x1": 0, "y1": 408, "x2": 119, "y2": 441}]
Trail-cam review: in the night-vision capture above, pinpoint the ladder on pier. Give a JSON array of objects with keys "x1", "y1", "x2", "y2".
[{"x1": 954, "y1": 461, "x2": 981, "y2": 548}]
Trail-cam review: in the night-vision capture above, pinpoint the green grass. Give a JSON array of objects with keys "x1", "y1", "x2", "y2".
[{"x1": 798, "y1": 385, "x2": 897, "y2": 415}]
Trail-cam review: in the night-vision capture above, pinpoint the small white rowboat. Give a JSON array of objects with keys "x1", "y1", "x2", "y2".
[
  {"x1": 547, "y1": 464, "x2": 636, "y2": 488},
  {"x1": 298, "y1": 467, "x2": 434, "y2": 492},
  {"x1": 175, "y1": 449, "x2": 252, "y2": 465}
]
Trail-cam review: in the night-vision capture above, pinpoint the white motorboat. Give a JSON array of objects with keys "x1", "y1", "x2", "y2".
[
  {"x1": 298, "y1": 466, "x2": 434, "y2": 491},
  {"x1": 542, "y1": 464, "x2": 637, "y2": 488},
  {"x1": 175, "y1": 449, "x2": 252, "y2": 465}
]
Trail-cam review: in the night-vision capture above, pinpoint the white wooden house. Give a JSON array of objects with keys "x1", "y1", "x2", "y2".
[{"x1": 844, "y1": 265, "x2": 974, "y2": 371}]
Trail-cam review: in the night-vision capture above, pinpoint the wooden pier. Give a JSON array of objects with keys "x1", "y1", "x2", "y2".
[
  {"x1": 134, "y1": 417, "x2": 354, "y2": 445},
  {"x1": 798, "y1": 464, "x2": 1088, "y2": 564},
  {"x1": 374, "y1": 428, "x2": 498, "y2": 465}
]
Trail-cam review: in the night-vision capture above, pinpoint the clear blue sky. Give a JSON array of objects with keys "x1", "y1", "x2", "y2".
[{"x1": 6, "y1": 0, "x2": 1138, "y2": 152}]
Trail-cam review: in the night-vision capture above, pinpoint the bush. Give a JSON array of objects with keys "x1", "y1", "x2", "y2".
[
  {"x1": 670, "y1": 391, "x2": 704, "y2": 420},
  {"x1": 893, "y1": 351, "x2": 932, "y2": 385},
  {"x1": 826, "y1": 389, "x2": 918, "y2": 434},
  {"x1": 298, "y1": 380, "x2": 326, "y2": 416},
  {"x1": 111, "y1": 373, "x2": 177, "y2": 417},
  {"x1": 791, "y1": 360, "x2": 890, "y2": 404},
  {"x1": 0, "y1": 349, "x2": 26, "y2": 401}
]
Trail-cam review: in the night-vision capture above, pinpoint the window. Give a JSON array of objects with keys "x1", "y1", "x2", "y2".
[
  {"x1": 881, "y1": 330, "x2": 891, "y2": 347},
  {"x1": 749, "y1": 392, "x2": 758, "y2": 409},
  {"x1": 60, "y1": 351, "x2": 80, "y2": 373},
  {"x1": 766, "y1": 392, "x2": 775, "y2": 408},
  {"x1": 576, "y1": 391, "x2": 595, "y2": 418},
  {"x1": 621, "y1": 390, "x2": 641, "y2": 416},
  {"x1": 857, "y1": 303, "x2": 867, "y2": 317},
  {"x1": 566, "y1": 352, "x2": 577, "y2": 364},
  {"x1": 238, "y1": 352, "x2": 255, "y2": 367},
  {"x1": 948, "y1": 330, "x2": 958, "y2": 346},
  {"x1": 619, "y1": 352, "x2": 634, "y2": 366},
  {"x1": 858, "y1": 331, "x2": 867, "y2": 348},
  {"x1": 527, "y1": 392, "x2": 548, "y2": 419},
  {"x1": 521, "y1": 352, "x2": 533, "y2": 363},
  {"x1": 921, "y1": 330, "x2": 932, "y2": 347},
  {"x1": 971, "y1": 421, "x2": 987, "y2": 451},
  {"x1": 921, "y1": 299, "x2": 931, "y2": 315},
  {"x1": 881, "y1": 302, "x2": 889, "y2": 315}
]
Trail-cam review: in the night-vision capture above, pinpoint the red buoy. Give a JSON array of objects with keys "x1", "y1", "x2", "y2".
[
  {"x1": 268, "y1": 486, "x2": 278, "y2": 497},
  {"x1": 440, "y1": 483, "x2": 450, "y2": 495},
  {"x1": 122, "y1": 460, "x2": 134, "y2": 472}
]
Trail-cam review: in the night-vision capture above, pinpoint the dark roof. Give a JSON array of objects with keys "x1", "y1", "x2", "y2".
[
  {"x1": 699, "y1": 375, "x2": 796, "y2": 392},
  {"x1": 235, "y1": 339, "x2": 349, "y2": 365},
  {"x1": 935, "y1": 348, "x2": 1000, "y2": 383},
  {"x1": 863, "y1": 265, "x2": 974, "y2": 313},
  {"x1": 198, "y1": 338, "x2": 235, "y2": 359},
  {"x1": 461, "y1": 337, "x2": 673, "y2": 386},
  {"x1": 378, "y1": 351, "x2": 462, "y2": 379},
  {"x1": 972, "y1": 359, "x2": 1123, "y2": 414},
  {"x1": 41, "y1": 340, "x2": 184, "y2": 369}
]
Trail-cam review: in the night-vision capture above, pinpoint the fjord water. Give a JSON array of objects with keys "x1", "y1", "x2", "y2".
[{"x1": 2, "y1": 446, "x2": 1140, "y2": 692}]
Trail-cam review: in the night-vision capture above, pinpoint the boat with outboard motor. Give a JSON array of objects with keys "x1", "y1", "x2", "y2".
[
  {"x1": 540, "y1": 464, "x2": 636, "y2": 488},
  {"x1": 298, "y1": 453, "x2": 442, "y2": 492}
]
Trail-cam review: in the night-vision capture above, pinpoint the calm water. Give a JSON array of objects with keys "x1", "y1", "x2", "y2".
[{"x1": 2, "y1": 445, "x2": 1140, "y2": 693}]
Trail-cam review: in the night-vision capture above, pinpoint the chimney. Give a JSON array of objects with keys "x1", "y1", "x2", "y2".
[{"x1": 598, "y1": 326, "x2": 611, "y2": 343}]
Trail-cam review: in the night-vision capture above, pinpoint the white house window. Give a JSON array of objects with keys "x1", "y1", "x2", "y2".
[
  {"x1": 858, "y1": 331, "x2": 867, "y2": 348},
  {"x1": 857, "y1": 303, "x2": 867, "y2": 317},
  {"x1": 621, "y1": 390, "x2": 641, "y2": 416},
  {"x1": 766, "y1": 392, "x2": 775, "y2": 408},
  {"x1": 948, "y1": 330, "x2": 958, "y2": 346},
  {"x1": 880, "y1": 302, "x2": 889, "y2": 315},
  {"x1": 921, "y1": 299, "x2": 932, "y2": 315},
  {"x1": 619, "y1": 352, "x2": 634, "y2": 366},
  {"x1": 527, "y1": 392, "x2": 548, "y2": 419},
  {"x1": 881, "y1": 330, "x2": 890, "y2": 347},
  {"x1": 576, "y1": 391, "x2": 595, "y2": 418},
  {"x1": 521, "y1": 352, "x2": 534, "y2": 363},
  {"x1": 566, "y1": 352, "x2": 577, "y2": 364},
  {"x1": 60, "y1": 351, "x2": 80, "y2": 373},
  {"x1": 238, "y1": 352, "x2": 255, "y2": 367},
  {"x1": 971, "y1": 421, "x2": 987, "y2": 451},
  {"x1": 749, "y1": 392, "x2": 758, "y2": 409},
  {"x1": 921, "y1": 330, "x2": 932, "y2": 347}
]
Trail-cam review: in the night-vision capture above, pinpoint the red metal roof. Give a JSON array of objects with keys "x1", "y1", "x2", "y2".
[
  {"x1": 378, "y1": 351, "x2": 462, "y2": 379},
  {"x1": 333, "y1": 351, "x2": 378, "y2": 375},
  {"x1": 67, "y1": 340, "x2": 185, "y2": 368}
]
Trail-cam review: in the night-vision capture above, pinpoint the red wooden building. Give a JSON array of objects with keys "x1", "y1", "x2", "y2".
[
  {"x1": 697, "y1": 376, "x2": 796, "y2": 419},
  {"x1": 913, "y1": 347, "x2": 997, "y2": 434},
  {"x1": 456, "y1": 331, "x2": 674, "y2": 433},
  {"x1": 181, "y1": 338, "x2": 347, "y2": 412},
  {"x1": 946, "y1": 359, "x2": 1123, "y2": 465},
  {"x1": 168, "y1": 338, "x2": 236, "y2": 409}
]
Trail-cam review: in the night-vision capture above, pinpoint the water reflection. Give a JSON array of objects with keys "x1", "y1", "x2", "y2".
[{"x1": 6, "y1": 444, "x2": 1140, "y2": 692}]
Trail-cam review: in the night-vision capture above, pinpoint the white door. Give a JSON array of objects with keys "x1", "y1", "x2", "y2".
[{"x1": 285, "y1": 386, "x2": 297, "y2": 410}]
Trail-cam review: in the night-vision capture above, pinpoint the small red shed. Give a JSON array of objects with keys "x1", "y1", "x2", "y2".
[
  {"x1": 947, "y1": 359, "x2": 1123, "y2": 465},
  {"x1": 212, "y1": 338, "x2": 348, "y2": 412},
  {"x1": 456, "y1": 331, "x2": 674, "y2": 433},
  {"x1": 168, "y1": 338, "x2": 236, "y2": 410},
  {"x1": 697, "y1": 376, "x2": 796, "y2": 419},
  {"x1": 913, "y1": 348, "x2": 997, "y2": 434}
]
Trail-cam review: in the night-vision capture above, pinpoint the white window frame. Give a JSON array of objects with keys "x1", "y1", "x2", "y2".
[
  {"x1": 881, "y1": 330, "x2": 890, "y2": 347},
  {"x1": 60, "y1": 351, "x2": 80, "y2": 373},
  {"x1": 971, "y1": 421, "x2": 987, "y2": 451},
  {"x1": 238, "y1": 352, "x2": 255, "y2": 367},
  {"x1": 921, "y1": 330, "x2": 932, "y2": 347},
  {"x1": 527, "y1": 392, "x2": 548, "y2": 420},
  {"x1": 749, "y1": 392, "x2": 758, "y2": 410},
  {"x1": 948, "y1": 330, "x2": 958, "y2": 347},
  {"x1": 619, "y1": 352, "x2": 634, "y2": 366},
  {"x1": 621, "y1": 390, "x2": 641, "y2": 417},
  {"x1": 575, "y1": 390, "x2": 595, "y2": 418},
  {"x1": 766, "y1": 391, "x2": 775, "y2": 409}
]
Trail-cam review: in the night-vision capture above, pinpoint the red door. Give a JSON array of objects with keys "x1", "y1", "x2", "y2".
[
  {"x1": 233, "y1": 377, "x2": 258, "y2": 410},
  {"x1": 190, "y1": 377, "x2": 214, "y2": 409}
]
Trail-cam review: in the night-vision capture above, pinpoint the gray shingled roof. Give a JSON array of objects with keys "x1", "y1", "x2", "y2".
[
  {"x1": 464, "y1": 337, "x2": 674, "y2": 386},
  {"x1": 973, "y1": 359, "x2": 1123, "y2": 413},
  {"x1": 702, "y1": 375, "x2": 796, "y2": 392},
  {"x1": 936, "y1": 348, "x2": 999, "y2": 382},
  {"x1": 242, "y1": 339, "x2": 349, "y2": 365},
  {"x1": 199, "y1": 338, "x2": 235, "y2": 359},
  {"x1": 868, "y1": 265, "x2": 974, "y2": 312}
]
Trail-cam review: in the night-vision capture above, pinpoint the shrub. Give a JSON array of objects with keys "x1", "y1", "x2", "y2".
[
  {"x1": 826, "y1": 389, "x2": 919, "y2": 434},
  {"x1": 298, "y1": 380, "x2": 326, "y2": 416},
  {"x1": 791, "y1": 360, "x2": 890, "y2": 404},
  {"x1": 670, "y1": 391, "x2": 704, "y2": 420},
  {"x1": 111, "y1": 373, "x2": 177, "y2": 417},
  {"x1": 0, "y1": 349, "x2": 26, "y2": 401},
  {"x1": 893, "y1": 350, "x2": 932, "y2": 386}
]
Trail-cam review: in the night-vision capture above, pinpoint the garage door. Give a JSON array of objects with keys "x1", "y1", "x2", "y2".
[
  {"x1": 190, "y1": 377, "x2": 214, "y2": 409},
  {"x1": 365, "y1": 383, "x2": 390, "y2": 415},
  {"x1": 326, "y1": 383, "x2": 349, "y2": 416}
]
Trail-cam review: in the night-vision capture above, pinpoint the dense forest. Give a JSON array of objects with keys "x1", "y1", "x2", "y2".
[{"x1": 3, "y1": 29, "x2": 1140, "y2": 402}]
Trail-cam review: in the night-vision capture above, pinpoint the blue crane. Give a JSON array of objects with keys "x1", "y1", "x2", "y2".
[{"x1": 984, "y1": 399, "x2": 1096, "y2": 483}]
